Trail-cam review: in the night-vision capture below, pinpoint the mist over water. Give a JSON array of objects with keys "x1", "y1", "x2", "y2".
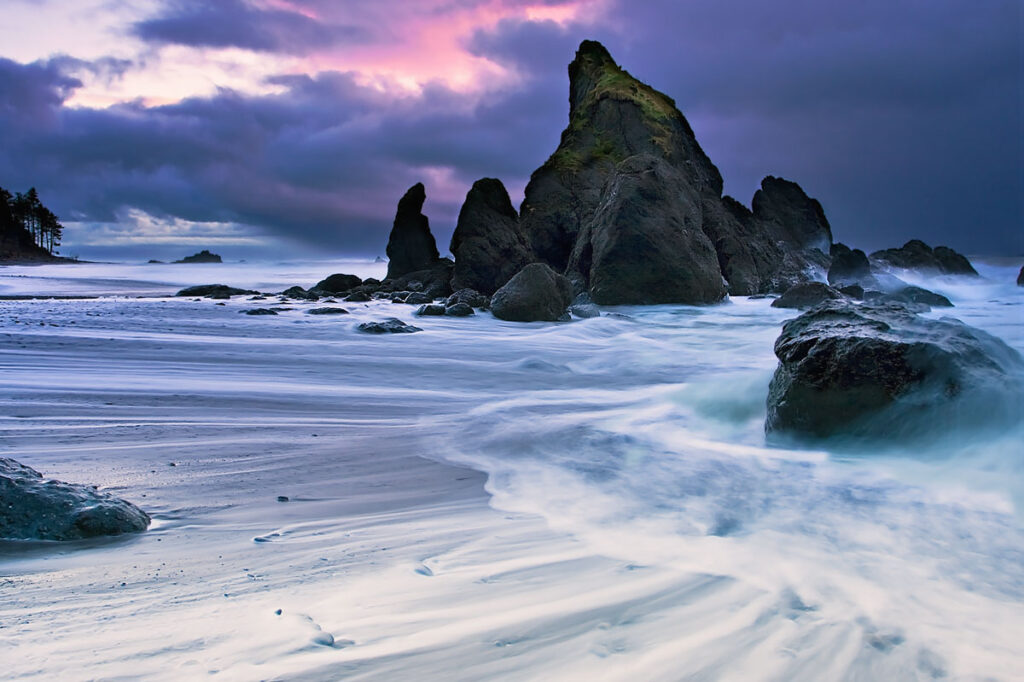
[{"x1": 1, "y1": 260, "x2": 1021, "y2": 680}]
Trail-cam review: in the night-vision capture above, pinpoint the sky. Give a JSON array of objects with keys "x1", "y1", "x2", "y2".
[{"x1": 0, "y1": 0, "x2": 1020, "y2": 261}]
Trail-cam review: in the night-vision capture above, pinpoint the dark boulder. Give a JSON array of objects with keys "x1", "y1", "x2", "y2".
[
  {"x1": 385, "y1": 183, "x2": 440, "y2": 279},
  {"x1": 765, "y1": 300, "x2": 1023, "y2": 441},
  {"x1": 404, "y1": 292, "x2": 433, "y2": 305},
  {"x1": 382, "y1": 260, "x2": 454, "y2": 300},
  {"x1": 870, "y1": 240, "x2": 978, "y2": 276},
  {"x1": 357, "y1": 318, "x2": 422, "y2": 334},
  {"x1": 1017, "y1": 266, "x2": 1023, "y2": 286},
  {"x1": 307, "y1": 307, "x2": 349, "y2": 315},
  {"x1": 444, "y1": 302, "x2": 474, "y2": 317},
  {"x1": 176, "y1": 284, "x2": 256, "y2": 298},
  {"x1": 827, "y1": 243, "x2": 876, "y2": 288},
  {"x1": 450, "y1": 178, "x2": 532, "y2": 295},
  {"x1": 566, "y1": 154, "x2": 727, "y2": 305},
  {"x1": 241, "y1": 308, "x2": 278, "y2": 315},
  {"x1": 0, "y1": 458, "x2": 150, "y2": 540},
  {"x1": 173, "y1": 249, "x2": 222, "y2": 264},
  {"x1": 415, "y1": 304, "x2": 446, "y2": 316},
  {"x1": 771, "y1": 282, "x2": 844, "y2": 309},
  {"x1": 281, "y1": 285, "x2": 318, "y2": 300},
  {"x1": 491, "y1": 263, "x2": 573, "y2": 322},
  {"x1": 344, "y1": 291, "x2": 372, "y2": 302},
  {"x1": 313, "y1": 273, "x2": 362, "y2": 294},
  {"x1": 447, "y1": 288, "x2": 489, "y2": 309}
]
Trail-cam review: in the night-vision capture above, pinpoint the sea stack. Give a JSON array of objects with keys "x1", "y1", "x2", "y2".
[{"x1": 385, "y1": 183, "x2": 440, "y2": 280}]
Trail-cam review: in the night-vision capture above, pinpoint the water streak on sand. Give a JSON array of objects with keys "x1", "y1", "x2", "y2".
[{"x1": 0, "y1": 260, "x2": 1021, "y2": 680}]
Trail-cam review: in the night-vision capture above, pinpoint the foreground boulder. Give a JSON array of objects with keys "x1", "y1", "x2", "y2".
[
  {"x1": 385, "y1": 183, "x2": 440, "y2": 279},
  {"x1": 449, "y1": 179, "x2": 532, "y2": 295},
  {"x1": 765, "y1": 300, "x2": 1022, "y2": 442},
  {"x1": 176, "y1": 284, "x2": 257, "y2": 298},
  {"x1": 174, "y1": 249, "x2": 222, "y2": 264},
  {"x1": 870, "y1": 239, "x2": 978, "y2": 276},
  {"x1": 491, "y1": 263, "x2": 572, "y2": 322},
  {"x1": 771, "y1": 282, "x2": 844, "y2": 309},
  {"x1": 0, "y1": 458, "x2": 150, "y2": 540}
]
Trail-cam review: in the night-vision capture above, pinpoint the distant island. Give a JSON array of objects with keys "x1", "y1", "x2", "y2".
[
  {"x1": 173, "y1": 249, "x2": 223, "y2": 264},
  {"x1": 0, "y1": 185, "x2": 66, "y2": 263}
]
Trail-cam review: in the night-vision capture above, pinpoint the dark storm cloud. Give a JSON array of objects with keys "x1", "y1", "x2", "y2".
[
  {"x1": 0, "y1": 53, "x2": 564, "y2": 255},
  {"x1": 1, "y1": 1, "x2": 1020, "y2": 258},
  {"x1": 134, "y1": 0, "x2": 372, "y2": 54}
]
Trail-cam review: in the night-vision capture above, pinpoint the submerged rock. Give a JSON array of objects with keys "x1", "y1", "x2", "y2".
[
  {"x1": 771, "y1": 282, "x2": 844, "y2": 309},
  {"x1": 385, "y1": 183, "x2": 440, "y2": 280},
  {"x1": 878, "y1": 285, "x2": 953, "y2": 308},
  {"x1": 0, "y1": 458, "x2": 150, "y2": 540},
  {"x1": 357, "y1": 318, "x2": 422, "y2": 334},
  {"x1": 176, "y1": 284, "x2": 256, "y2": 298},
  {"x1": 449, "y1": 178, "x2": 532, "y2": 295},
  {"x1": 307, "y1": 307, "x2": 349, "y2": 315},
  {"x1": 568, "y1": 292, "x2": 601, "y2": 318},
  {"x1": 415, "y1": 304, "x2": 446, "y2": 316},
  {"x1": 765, "y1": 300, "x2": 1023, "y2": 442},
  {"x1": 241, "y1": 308, "x2": 278, "y2": 315},
  {"x1": 491, "y1": 263, "x2": 573, "y2": 322},
  {"x1": 444, "y1": 302, "x2": 474, "y2": 317},
  {"x1": 281, "y1": 285, "x2": 318, "y2": 300}
]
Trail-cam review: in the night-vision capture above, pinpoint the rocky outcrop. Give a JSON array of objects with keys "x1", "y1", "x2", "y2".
[
  {"x1": 449, "y1": 179, "x2": 532, "y2": 295},
  {"x1": 174, "y1": 250, "x2": 222, "y2": 264},
  {"x1": 1018, "y1": 266, "x2": 1024, "y2": 286},
  {"x1": 0, "y1": 458, "x2": 150, "y2": 541},
  {"x1": 771, "y1": 282, "x2": 845, "y2": 309},
  {"x1": 493, "y1": 40, "x2": 831, "y2": 303},
  {"x1": 176, "y1": 284, "x2": 257, "y2": 298},
  {"x1": 870, "y1": 240, "x2": 978, "y2": 276},
  {"x1": 491, "y1": 263, "x2": 572, "y2": 322},
  {"x1": 385, "y1": 183, "x2": 440, "y2": 280},
  {"x1": 765, "y1": 300, "x2": 1022, "y2": 441},
  {"x1": 752, "y1": 177, "x2": 833, "y2": 253}
]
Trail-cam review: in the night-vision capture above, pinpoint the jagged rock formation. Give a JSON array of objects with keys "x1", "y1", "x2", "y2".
[
  {"x1": 870, "y1": 240, "x2": 977, "y2": 276},
  {"x1": 174, "y1": 250, "x2": 222, "y2": 263},
  {"x1": 766, "y1": 300, "x2": 1022, "y2": 442},
  {"x1": 385, "y1": 183, "x2": 440, "y2": 279},
  {"x1": 465, "y1": 40, "x2": 832, "y2": 303},
  {"x1": 449, "y1": 178, "x2": 532, "y2": 295},
  {"x1": 1, "y1": 458, "x2": 150, "y2": 540}
]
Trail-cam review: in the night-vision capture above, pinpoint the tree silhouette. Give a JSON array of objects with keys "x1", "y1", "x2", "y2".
[{"x1": 1, "y1": 185, "x2": 64, "y2": 256}]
